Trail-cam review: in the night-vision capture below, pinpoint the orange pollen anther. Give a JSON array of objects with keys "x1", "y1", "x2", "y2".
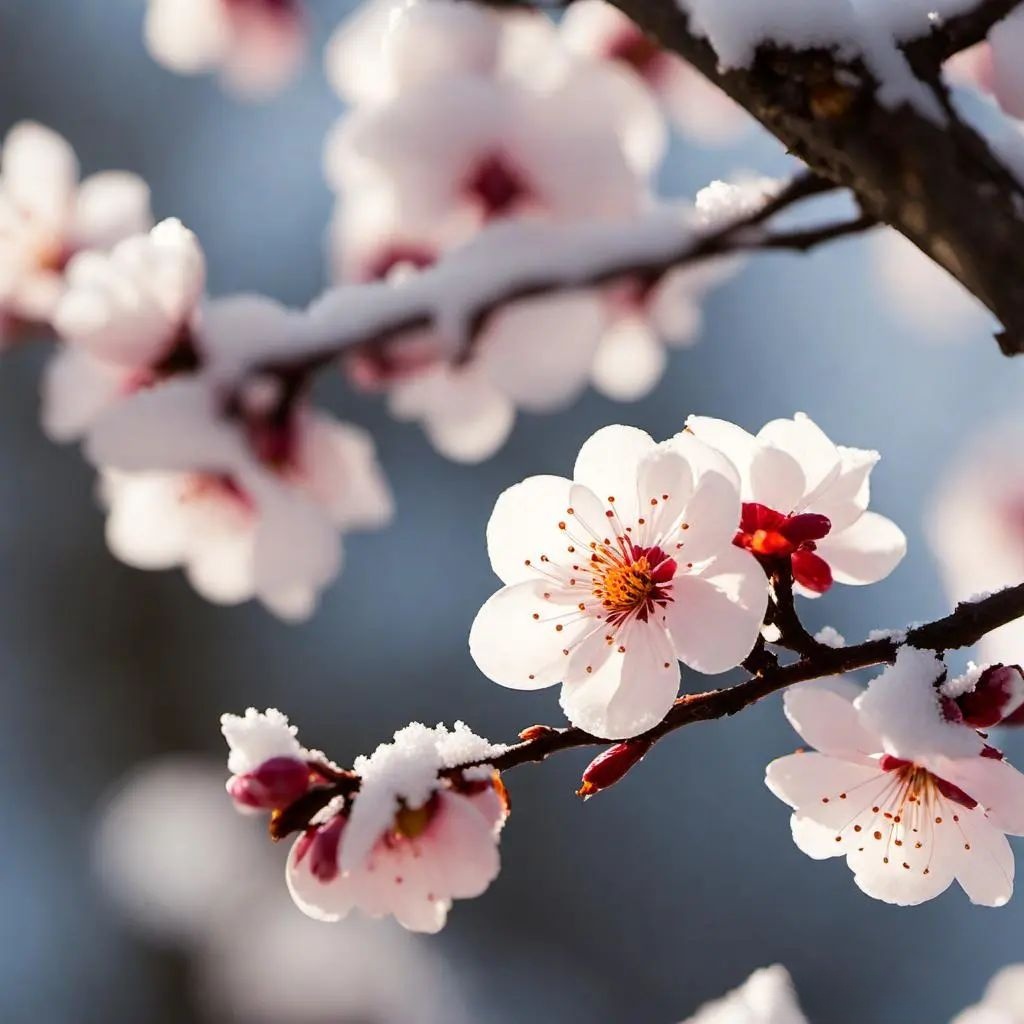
[
  {"x1": 393, "y1": 802, "x2": 435, "y2": 840},
  {"x1": 591, "y1": 543, "x2": 675, "y2": 625},
  {"x1": 600, "y1": 557, "x2": 656, "y2": 611}
]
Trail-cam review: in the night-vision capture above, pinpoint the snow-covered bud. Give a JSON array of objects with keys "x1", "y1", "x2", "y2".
[
  {"x1": 577, "y1": 737, "x2": 653, "y2": 800},
  {"x1": 227, "y1": 756, "x2": 312, "y2": 812},
  {"x1": 945, "y1": 664, "x2": 1024, "y2": 729},
  {"x1": 286, "y1": 722, "x2": 509, "y2": 933},
  {"x1": 221, "y1": 708, "x2": 312, "y2": 813}
]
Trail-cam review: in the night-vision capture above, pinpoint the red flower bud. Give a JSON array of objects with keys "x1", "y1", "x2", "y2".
[
  {"x1": 228, "y1": 755, "x2": 312, "y2": 811},
  {"x1": 577, "y1": 738, "x2": 653, "y2": 800},
  {"x1": 955, "y1": 665, "x2": 1024, "y2": 728}
]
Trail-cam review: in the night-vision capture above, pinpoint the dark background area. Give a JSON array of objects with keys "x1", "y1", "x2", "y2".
[{"x1": 1, "y1": 2, "x2": 1022, "y2": 1021}]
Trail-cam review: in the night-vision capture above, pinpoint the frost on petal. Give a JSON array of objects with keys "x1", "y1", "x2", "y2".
[
  {"x1": 485, "y1": 474, "x2": 576, "y2": 586},
  {"x1": 221, "y1": 707, "x2": 304, "y2": 776},
  {"x1": 815, "y1": 511, "x2": 906, "y2": 586},
  {"x1": 855, "y1": 648, "x2": 983, "y2": 761},
  {"x1": 559, "y1": 619, "x2": 680, "y2": 739},
  {"x1": 664, "y1": 546, "x2": 768, "y2": 674},
  {"x1": 682, "y1": 965, "x2": 809, "y2": 1024}
]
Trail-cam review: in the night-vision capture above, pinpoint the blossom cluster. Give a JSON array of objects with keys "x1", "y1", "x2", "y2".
[
  {"x1": 471, "y1": 415, "x2": 905, "y2": 738},
  {"x1": 143, "y1": 0, "x2": 307, "y2": 97},
  {"x1": 0, "y1": 2, "x2": 783, "y2": 619},
  {"x1": 222, "y1": 709, "x2": 509, "y2": 933},
  {"x1": 324, "y1": 0, "x2": 754, "y2": 462}
]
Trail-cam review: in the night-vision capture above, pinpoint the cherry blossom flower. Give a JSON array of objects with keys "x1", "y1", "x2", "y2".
[
  {"x1": 144, "y1": 0, "x2": 306, "y2": 98},
  {"x1": 43, "y1": 218, "x2": 205, "y2": 441},
  {"x1": 470, "y1": 424, "x2": 769, "y2": 739},
  {"x1": 588, "y1": 179, "x2": 775, "y2": 402},
  {"x1": 680, "y1": 966, "x2": 808, "y2": 1024},
  {"x1": 222, "y1": 707, "x2": 316, "y2": 812},
  {"x1": 928, "y1": 419, "x2": 1024, "y2": 667},
  {"x1": 560, "y1": 0, "x2": 750, "y2": 146},
  {"x1": 953, "y1": 964, "x2": 1024, "y2": 1024},
  {"x1": 325, "y1": 0, "x2": 560, "y2": 109},
  {"x1": 685, "y1": 412, "x2": 906, "y2": 596},
  {"x1": 869, "y1": 229, "x2": 992, "y2": 341},
  {"x1": 325, "y1": 54, "x2": 652, "y2": 247},
  {"x1": 0, "y1": 122, "x2": 151, "y2": 339},
  {"x1": 84, "y1": 303, "x2": 393, "y2": 619},
  {"x1": 285, "y1": 722, "x2": 509, "y2": 934},
  {"x1": 766, "y1": 648, "x2": 1024, "y2": 906}
]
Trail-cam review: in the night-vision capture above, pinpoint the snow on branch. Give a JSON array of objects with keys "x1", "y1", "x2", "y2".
[
  {"x1": 249, "y1": 172, "x2": 863, "y2": 383},
  {"x1": 583, "y1": 0, "x2": 1024, "y2": 351}
]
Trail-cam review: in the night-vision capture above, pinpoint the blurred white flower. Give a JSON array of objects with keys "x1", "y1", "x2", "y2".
[
  {"x1": 85, "y1": 308, "x2": 393, "y2": 620},
  {"x1": 869, "y1": 229, "x2": 992, "y2": 342},
  {"x1": 560, "y1": 0, "x2": 750, "y2": 147},
  {"x1": 325, "y1": 0, "x2": 561, "y2": 108},
  {"x1": 94, "y1": 756, "x2": 273, "y2": 942},
  {"x1": 928, "y1": 420, "x2": 1024, "y2": 667},
  {"x1": 681, "y1": 965, "x2": 808, "y2": 1024},
  {"x1": 953, "y1": 964, "x2": 1024, "y2": 1024},
  {"x1": 144, "y1": 0, "x2": 306, "y2": 98},
  {"x1": 43, "y1": 218, "x2": 204, "y2": 441},
  {"x1": 767, "y1": 652, "x2": 1024, "y2": 907},
  {"x1": 325, "y1": 56, "x2": 651, "y2": 244},
  {"x1": 945, "y1": 12, "x2": 1024, "y2": 122},
  {"x1": 0, "y1": 122, "x2": 150, "y2": 338},
  {"x1": 470, "y1": 424, "x2": 768, "y2": 739},
  {"x1": 95, "y1": 756, "x2": 470, "y2": 1022},
  {"x1": 686, "y1": 412, "x2": 906, "y2": 596},
  {"x1": 286, "y1": 722, "x2": 509, "y2": 933}
]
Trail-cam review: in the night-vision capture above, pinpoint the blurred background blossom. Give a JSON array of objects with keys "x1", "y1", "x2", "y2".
[{"x1": 4, "y1": 2, "x2": 1024, "y2": 1022}]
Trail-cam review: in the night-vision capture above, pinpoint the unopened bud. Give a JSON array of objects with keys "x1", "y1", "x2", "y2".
[
  {"x1": 576, "y1": 738, "x2": 653, "y2": 800},
  {"x1": 519, "y1": 724, "x2": 558, "y2": 742},
  {"x1": 227, "y1": 755, "x2": 312, "y2": 811},
  {"x1": 956, "y1": 665, "x2": 1024, "y2": 728}
]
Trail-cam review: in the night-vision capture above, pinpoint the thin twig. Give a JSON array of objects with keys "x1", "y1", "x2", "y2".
[{"x1": 269, "y1": 582, "x2": 1024, "y2": 837}]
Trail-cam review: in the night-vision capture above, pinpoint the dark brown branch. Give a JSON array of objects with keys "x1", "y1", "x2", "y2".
[
  {"x1": 903, "y1": 0, "x2": 1022, "y2": 67},
  {"x1": 600, "y1": 0, "x2": 1024, "y2": 351},
  {"x1": 270, "y1": 582, "x2": 1024, "y2": 838}
]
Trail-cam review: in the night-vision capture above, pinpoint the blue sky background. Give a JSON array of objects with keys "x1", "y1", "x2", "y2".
[{"x1": 1, "y1": 2, "x2": 1023, "y2": 1021}]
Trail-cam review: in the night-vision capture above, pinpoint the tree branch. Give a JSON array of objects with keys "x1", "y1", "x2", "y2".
[
  {"x1": 269, "y1": 581, "x2": 1024, "y2": 838},
  {"x1": 599, "y1": 0, "x2": 1024, "y2": 352},
  {"x1": 902, "y1": 0, "x2": 1022, "y2": 67},
  {"x1": 249, "y1": 173, "x2": 869, "y2": 393}
]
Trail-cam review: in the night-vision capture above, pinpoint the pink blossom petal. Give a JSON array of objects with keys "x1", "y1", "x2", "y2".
[
  {"x1": 664, "y1": 546, "x2": 767, "y2": 674},
  {"x1": 815, "y1": 511, "x2": 906, "y2": 586},
  {"x1": 469, "y1": 580, "x2": 586, "y2": 690}
]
